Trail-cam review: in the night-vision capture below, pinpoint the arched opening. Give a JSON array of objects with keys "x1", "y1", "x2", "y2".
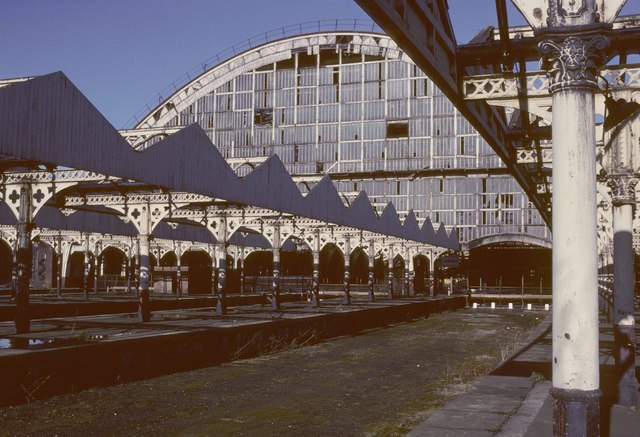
[
  {"x1": 281, "y1": 238, "x2": 312, "y2": 292},
  {"x1": 374, "y1": 254, "x2": 387, "y2": 283},
  {"x1": 0, "y1": 239, "x2": 11, "y2": 287},
  {"x1": 100, "y1": 246, "x2": 127, "y2": 290},
  {"x1": 464, "y1": 242, "x2": 551, "y2": 291},
  {"x1": 350, "y1": 247, "x2": 369, "y2": 284},
  {"x1": 413, "y1": 254, "x2": 430, "y2": 294},
  {"x1": 393, "y1": 254, "x2": 405, "y2": 292},
  {"x1": 319, "y1": 243, "x2": 344, "y2": 284},
  {"x1": 243, "y1": 250, "x2": 273, "y2": 293},
  {"x1": 181, "y1": 249, "x2": 213, "y2": 294},
  {"x1": 65, "y1": 250, "x2": 95, "y2": 289},
  {"x1": 160, "y1": 252, "x2": 177, "y2": 266}
]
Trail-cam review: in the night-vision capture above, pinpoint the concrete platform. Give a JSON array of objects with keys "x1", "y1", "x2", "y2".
[
  {"x1": 408, "y1": 312, "x2": 640, "y2": 436},
  {"x1": 0, "y1": 295, "x2": 465, "y2": 407}
]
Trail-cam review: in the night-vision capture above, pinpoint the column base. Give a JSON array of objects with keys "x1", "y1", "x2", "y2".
[
  {"x1": 551, "y1": 387, "x2": 601, "y2": 437},
  {"x1": 368, "y1": 284, "x2": 375, "y2": 302},
  {"x1": 271, "y1": 291, "x2": 280, "y2": 310},
  {"x1": 614, "y1": 324, "x2": 638, "y2": 408}
]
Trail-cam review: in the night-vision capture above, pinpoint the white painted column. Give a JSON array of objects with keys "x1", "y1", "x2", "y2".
[
  {"x1": 537, "y1": 23, "x2": 610, "y2": 434},
  {"x1": 216, "y1": 216, "x2": 228, "y2": 315},
  {"x1": 138, "y1": 204, "x2": 151, "y2": 321},
  {"x1": 609, "y1": 178, "x2": 638, "y2": 407}
]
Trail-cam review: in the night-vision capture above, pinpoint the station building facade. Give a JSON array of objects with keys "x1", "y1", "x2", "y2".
[
  {"x1": 0, "y1": 27, "x2": 553, "y2": 292},
  {"x1": 133, "y1": 29, "x2": 552, "y2": 288}
]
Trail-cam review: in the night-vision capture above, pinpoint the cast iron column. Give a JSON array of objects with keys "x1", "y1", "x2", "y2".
[
  {"x1": 271, "y1": 225, "x2": 281, "y2": 310},
  {"x1": 387, "y1": 250, "x2": 393, "y2": 300},
  {"x1": 175, "y1": 242, "x2": 182, "y2": 298},
  {"x1": 138, "y1": 205, "x2": 151, "y2": 322},
  {"x1": 93, "y1": 242, "x2": 100, "y2": 294},
  {"x1": 216, "y1": 216, "x2": 228, "y2": 315},
  {"x1": 82, "y1": 234, "x2": 90, "y2": 301},
  {"x1": 429, "y1": 250, "x2": 435, "y2": 298},
  {"x1": 239, "y1": 249, "x2": 245, "y2": 296},
  {"x1": 14, "y1": 183, "x2": 33, "y2": 334},
  {"x1": 343, "y1": 237, "x2": 351, "y2": 304},
  {"x1": 608, "y1": 175, "x2": 638, "y2": 407},
  {"x1": 55, "y1": 232, "x2": 62, "y2": 299},
  {"x1": 367, "y1": 241, "x2": 375, "y2": 302},
  {"x1": 311, "y1": 250, "x2": 320, "y2": 307},
  {"x1": 216, "y1": 243, "x2": 227, "y2": 315},
  {"x1": 537, "y1": 15, "x2": 609, "y2": 437}
]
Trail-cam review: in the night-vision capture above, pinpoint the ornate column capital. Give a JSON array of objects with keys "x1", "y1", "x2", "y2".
[
  {"x1": 538, "y1": 26, "x2": 610, "y2": 93},
  {"x1": 607, "y1": 175, "x2": 638, "y2": 206}
]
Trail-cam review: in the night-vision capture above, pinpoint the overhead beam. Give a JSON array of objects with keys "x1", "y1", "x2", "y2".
[{"x1": 355, "y1": 0, "x2": 551, "y2": 225}]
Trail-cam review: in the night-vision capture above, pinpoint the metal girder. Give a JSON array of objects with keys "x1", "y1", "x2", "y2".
[
  {"x1": 463, "y1": 64, "x2": 640, "y2": 100},
  {"x1": 355, "y1": 0, "x2": 550, "y2": 225},
  {"x1": 516, "y1": 146, "x2": 552, "y2": 164},
  {"x1": 457, "y1": 14, "x2": 640, "y2": 68},
  {"x1": 63, "y1": 192, "x2": 214, "y2": 208}
]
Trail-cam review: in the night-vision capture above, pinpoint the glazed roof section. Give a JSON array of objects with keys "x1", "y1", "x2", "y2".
[{"x1": 0, "y1": 72, "x2": 459, "y2": 250}]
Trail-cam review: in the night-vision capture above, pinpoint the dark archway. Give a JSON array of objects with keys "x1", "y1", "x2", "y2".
[
  {"x1": 319, "y1": 243, "x2": 344, "y2": 284},
  {"x1": 393, "y1": 254, "x2": 405, "y2": 292},
  {"x1": 0, "y1": 239, "x2": 11, "y2": 287},
  {"x1": 100, "y1": 246, "x2": 127, "y2": 291},
  {"x1": 181, "y1": 249, "x2": 213, "y2": 294},
  {"x1": 464, "y1": 242, "x2": 551, "y2": 290},
  {"x1": 413, "y1": 254, "x2": 429, "y2": 294},
  {"x1": 160, "y1": 252, "x2": 177, "y2": 267},
  {"x1": 244, "y1": 250, "x2": 273, "y2": 276},
  {"x1": 350, "y1": 247, "x2": 369, "y2": 284},
  {"x1": 374, "y1": 255, "x2": 387, "y2": 283},
  {"x1": 65, "y1": 250, "x2": 94, "y2": 289}
]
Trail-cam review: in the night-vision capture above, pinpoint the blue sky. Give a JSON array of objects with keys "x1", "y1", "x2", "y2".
[{"x1": 2, "y1": 0, "x2": 638, "y2": 129}]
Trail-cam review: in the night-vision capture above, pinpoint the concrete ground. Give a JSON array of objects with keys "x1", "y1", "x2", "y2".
[{"x1": 408, "y1": 314, "x2": 640, "y2": 436}]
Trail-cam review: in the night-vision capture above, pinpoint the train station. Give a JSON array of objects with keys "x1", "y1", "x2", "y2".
[{"x1": 1, "y1": 1, "x2": 639, "y2": 435}]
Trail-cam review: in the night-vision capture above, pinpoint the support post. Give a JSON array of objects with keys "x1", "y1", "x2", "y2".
[
  {"x1": 14, "y1": 183, "x2": 33, "y2": 334},
  {"x1": 609, "y1": 175, "x2": 638, "y2": 407},
  {"x1": 429, "y1": 250, "x2": 435, "y2": 298},
  {"x1": 367, "y1": 241, "x2": 375, "y2": 302},
  {"x1": 387, "y1": 255, "x2": 393, "y2": 299},
  {"x1": 138, "y1": 205, "x2": 151, "y2": 322},
  {"x1": 343, "y1": 237, "x2": 351, "y2": 305},
  {"x1": 536, "y1": 12, "x2": 611, "y2": 436},
  {"x1": 56, "y1": 232, "x2": 62, "y2": 299},
  {"x1": 82, "y1": 234, "x2": 90, "y2": 301},
  {"x1": 271, "y1": 225, "x2": 281, "y2": 310},
  {"x1": 216, "y1": 216, "x2": 227, "y2": 316},
  {"x1": 216, "y1": 244, "x2": 227, "y2": 315},
  {"x1": 239, "y1": 249, "x2": 245, "y2": 296},
  {"x1": 176, "y1": 242, "x2": 182, "y2": 298},
  {"x1": 93, "y1": 242, "x2": 100, "y2": 294},
  {"x1": 405, "y1": 248, "x2": 412, "y2": 297},
  {"x1": 311, "y1": 250, "x2": 320, "y2": 307}
]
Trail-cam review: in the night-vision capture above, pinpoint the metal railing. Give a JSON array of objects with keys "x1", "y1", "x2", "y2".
[{"x1": 125, "y1": 19, "x2": 382, "y2": 128}]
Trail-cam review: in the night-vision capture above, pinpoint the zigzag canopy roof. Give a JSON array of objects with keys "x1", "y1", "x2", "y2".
[{"x1": 0, "y1": 73, "x2": 459, "y2": 250}]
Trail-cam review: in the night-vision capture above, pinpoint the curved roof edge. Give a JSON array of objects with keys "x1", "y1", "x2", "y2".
[
  {"x1": 134, "y1": 30, "x2": 408, "y2": 130},
  {"x1": 463, "y1": 233, "x2": 552, "y2": 251}
]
